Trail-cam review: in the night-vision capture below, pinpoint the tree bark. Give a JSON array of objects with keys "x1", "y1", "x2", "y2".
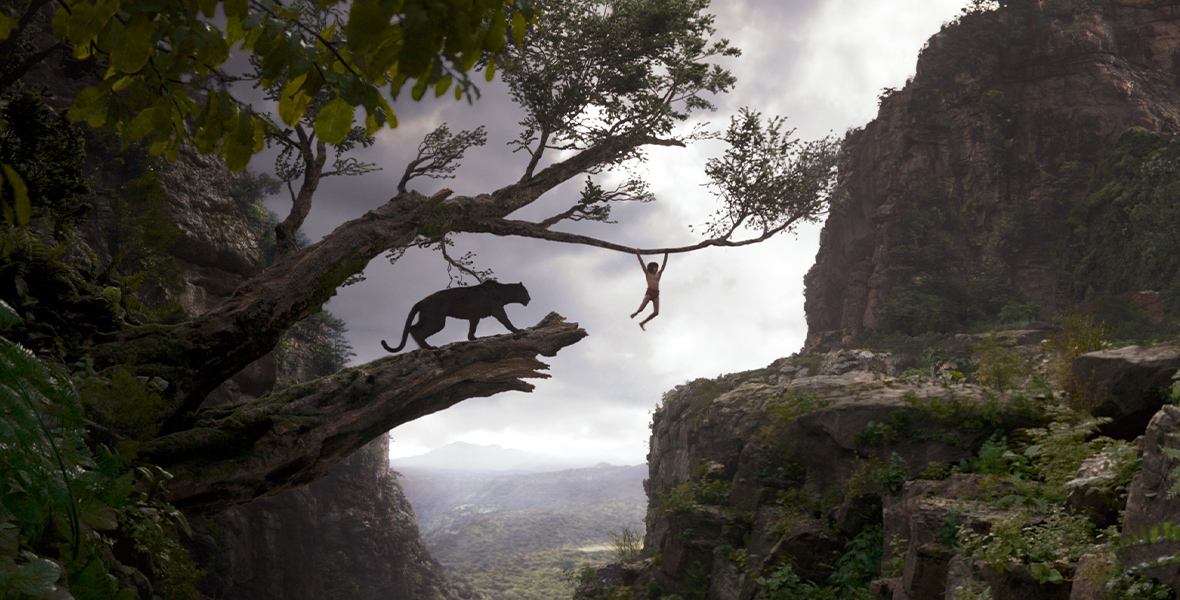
[{"x1": 141, "y1": 312, "x2": 585, "y2": 516}]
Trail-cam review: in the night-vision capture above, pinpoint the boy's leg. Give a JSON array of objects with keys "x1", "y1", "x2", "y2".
[
  {"x1": 631, "y1": 296, "x2": 650, "y2": 319},
  {"x1": 639, "y1": 298, "x2": 659, "y2": 330}
]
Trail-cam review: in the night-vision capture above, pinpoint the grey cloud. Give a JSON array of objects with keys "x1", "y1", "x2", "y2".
[{"x1": 246, "y1": 0, "x2": 967, "y2": 464}]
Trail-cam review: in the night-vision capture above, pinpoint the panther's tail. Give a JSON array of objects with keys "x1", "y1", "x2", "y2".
[{"x1": 381, "y1": 304, "x2": 419, "y2": 353}]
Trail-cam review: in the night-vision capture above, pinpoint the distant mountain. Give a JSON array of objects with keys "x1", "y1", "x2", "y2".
[
  {"x1": 396, "y1": 463, "x2": 648, "y2": 600},
  {"x1": 390, "y1": 441, "x2": 622, "y2": 472}
]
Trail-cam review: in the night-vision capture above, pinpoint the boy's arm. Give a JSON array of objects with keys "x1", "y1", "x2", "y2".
[
  {"x1": 635, "y1": 249, "x2": 646, "y2": 269},
  {"x1": 659, "y1": 252, "x2": 669, "y2": 273}
]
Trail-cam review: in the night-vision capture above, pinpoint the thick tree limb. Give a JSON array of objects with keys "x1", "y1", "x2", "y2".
[
  {"x1": 488, "y1": 134, "x2": 684, "y2": 215},
  {"x1": 456, "y1": 215, "x2": 800, "y2": 254},
  {"x1": 139, "y1": 313, "x2": 586, "y2": 516}
]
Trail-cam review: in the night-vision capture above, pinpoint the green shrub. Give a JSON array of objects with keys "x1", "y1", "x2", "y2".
[
  {"x1": 1057, "y1": 127, "x2": 1180, "y2": 324},
  {"x1": 1044, "y1": 312, "x2": 1109, "y2": 408},
  {"x1": 0, "y1": 300, "x2": 201, "y2": 599},
  {"x1": 973, "y1": 338, "x2": 1029, "y2": 390},
  {"x1": 958, "y1": 508, "x2": 1094, "y2": 584},
  {"x1": 996, "y1": 300, "x2": 1040, "y2": 325}
]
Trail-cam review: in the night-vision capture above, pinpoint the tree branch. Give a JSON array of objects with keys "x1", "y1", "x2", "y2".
[
  {"x1": 492, "y1": 135, "x2": 685, "y2": 215},
  {"x1": 456, "y1": 215, "x2": 798, "y2": 255},
  {"x1": 139, "y1": 312, "x2": 586, "y2": 515}
]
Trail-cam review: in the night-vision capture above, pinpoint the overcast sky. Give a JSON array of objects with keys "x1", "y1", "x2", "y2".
[{"x1": 257, "y1": 0, "x2": 970, "y2": 466}]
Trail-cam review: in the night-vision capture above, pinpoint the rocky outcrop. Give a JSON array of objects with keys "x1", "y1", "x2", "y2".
[
  {"x1": 580, "y1": 341, "x2": 1180, "y2": 600},
  {"x1": 638, "y1": 353, "x2": 1045, "y2": 599},
  {"x1": 804, "y1": 0, "x2": 1180, "y2": 350}
]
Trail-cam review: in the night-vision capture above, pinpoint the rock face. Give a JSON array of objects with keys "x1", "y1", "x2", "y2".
[
  {"x1": 804, "y1": 0, "x2": 1180, "y2": 350},
  {"x1": 156, "y1": 143, "x2": 265, "y2": 315},
  {"x1": 194, "y1": 435, "x2": 470, "y2": 600},
  {"x1": 579, "y1": 341, "x2": 1180, "y2": 600}
]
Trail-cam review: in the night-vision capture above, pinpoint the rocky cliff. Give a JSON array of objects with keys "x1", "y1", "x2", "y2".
[
  {"x1": 574, "y1": 2, "x2": 1180, "y2": 599},
  {"x1": 578, "y1": 341, "x2": 1180, "y2": 600},
  {"x1": 804, "y1": 0, "x2": 1180, "y2": 350}
]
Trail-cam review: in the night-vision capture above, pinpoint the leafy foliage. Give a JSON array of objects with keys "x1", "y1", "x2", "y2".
[
  {"x1": 875, "y1": 276, "x2": 1024, "y2": 337},
  {"x1": 396, "y1": 123, "x2": 488, "y2": 193},
  {"x1": 0, "y1": 0, "x2": 534, "y2": 169},
  {"x1": 1058, "y1": 127, "x2": 1180, "y2": 323},
  {"x1": 502, "y1": 0, "x2": 736, "y2": 163},
  {"x1": 0, "y1": 300, "x2": 201, "y2": 599},
  {"x1": 702, "y1": 108, "x2": 839, "y2": 240},
  {"x1": 0, "y1": 90, "x2": 90, "y2": 230},
  {"x1": 973, "y1": 337, "x2": 1031, "y2": 390},
  {"x1": 1044, "y1": 312, "x2": 1109, "y2": 406},
  {"x1": 958, "y1": 508, "x2": 1095, "y2": 584}
]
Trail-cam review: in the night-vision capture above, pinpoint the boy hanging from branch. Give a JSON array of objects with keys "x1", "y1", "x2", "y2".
[{"x1": 630, "y1": 249, "x2": 669, "y2": 331}]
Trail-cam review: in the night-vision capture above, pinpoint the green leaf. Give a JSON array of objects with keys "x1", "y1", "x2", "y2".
[
  {"x1": 313, "y1": 97, "x2": 354, "y2": 144},
  {"x1": 277, "y1": 73, "x2": 310, "y2": 126},
  {"x1": 0, "y1": 13, "x2": 16, "y2": 40},
  {"x1": 511, "y1": 10, "x2": 527, "y2": 46},
  {"x1": 122, "y1": 107, "x2": 155, "y2": 140},
  {"x1": 197, "y1": 0, "x2": 217, "y2": 18},
  {"x1": 346, "y1": 0, "x2": 393, "y2": 53},
  {"x1": 410, "y1": 76, "x2": 429, "y2": 101},
  {"x1": 79, "y1": 498, "x2": 119, "y2": 530},
  {"x1": 222, "y1": 114, "x2": 255, "y2": 171},
  {"x1": 0, "y1": 299, "x2": 20, "y2": 328},
  {"x1": 433, "y1": 74, "x2": 451, "y2": 98},
  {"x1": 486, "y1": 8, "x2": 506, "y2": 53},
  {"x1": 109, "y1": 14, "x2": 155, "y2": 74},
  {"x1": 223, "y1": 0, "x2": 247, "y2": 19},
  {"x1": 484, "y1": 60, "x2": 495, "y2": 82},
  {"x1": 65, "y1": 0, "x2": 120, "y2": 49},
  {"x1": 9, "y1": 555, "x2": 61, "y2": 597},
  {"x1": 2, "y1": 165, "x2": 30, "y2": 226}
]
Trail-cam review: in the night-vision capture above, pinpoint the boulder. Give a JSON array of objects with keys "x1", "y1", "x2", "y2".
[{"x1": 1072, "y1": 343, "x2": 1180, "y2": 439}]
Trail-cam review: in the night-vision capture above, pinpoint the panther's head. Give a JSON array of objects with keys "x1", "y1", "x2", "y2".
[
  {"x1": 484, "y1": 280, "x2": 531, "y2": 306},
  {"x1": 505, "y1": 282, "x2": 530, "y2": 306}
]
